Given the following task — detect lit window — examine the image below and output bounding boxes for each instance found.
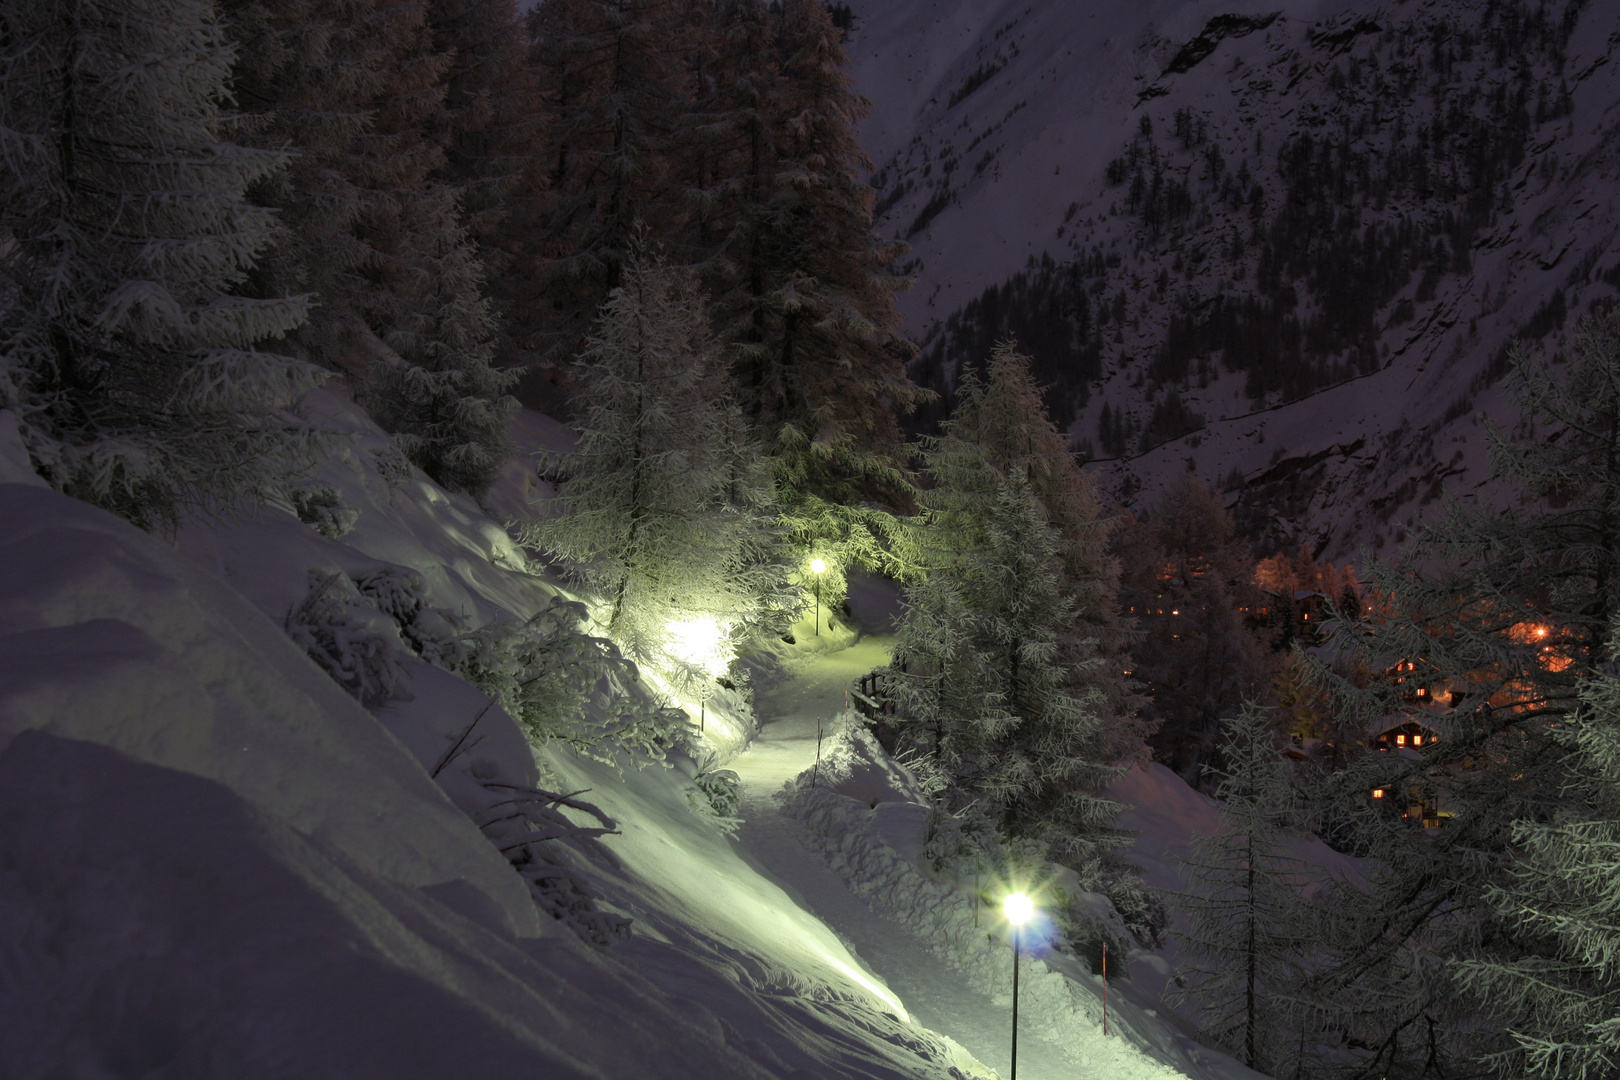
[1412,734,1423,746]
[1372,788,1385,798]
[1396,734,1406,746]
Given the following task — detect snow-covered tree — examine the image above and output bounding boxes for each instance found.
[949,342,1147,769]
[1456,628,1620,1080]
[0,0,324,529]
[724,0,922,457]
[519,249,730,661]
[887,569,1009,786]
[1170,704,1315,1077]
[363,186,518,495]
[712,396,802,644]
[894,346,1129,867]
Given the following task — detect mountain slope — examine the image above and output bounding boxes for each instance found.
[849,0,1620,558]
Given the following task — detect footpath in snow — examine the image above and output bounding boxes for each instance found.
[728,621,1258,1080]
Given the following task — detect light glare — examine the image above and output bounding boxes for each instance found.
[1003,892,1034,927]
[665,616,730,678]
[810,558,827,574]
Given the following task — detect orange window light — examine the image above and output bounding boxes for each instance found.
[1372,788,1385,798]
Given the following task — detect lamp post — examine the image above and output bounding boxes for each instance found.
[810,558,826,636]
[1003,892,1034,1080]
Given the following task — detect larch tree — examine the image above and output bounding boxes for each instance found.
[1296,309,1620,1080]
[518,249,730,663]
[1170,704,1315,1078]
[0,0,324,529]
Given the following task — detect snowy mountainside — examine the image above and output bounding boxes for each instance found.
[849,0,1620,558]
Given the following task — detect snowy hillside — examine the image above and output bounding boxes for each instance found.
[848,0,1620,558]
[0,394,1281,1079]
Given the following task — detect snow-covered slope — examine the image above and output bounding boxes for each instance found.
[849,0,1620,558]
[0,398,981,1079]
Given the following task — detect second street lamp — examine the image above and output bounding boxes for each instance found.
[810,558,826,636]
[1003,892,1034,1080]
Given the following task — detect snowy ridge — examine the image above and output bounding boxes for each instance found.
[849,0,1620,557]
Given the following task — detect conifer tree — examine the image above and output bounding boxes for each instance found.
[950,342,1146,767]
[1170,704,1314,1077]
[888,570,1008,782]
[519,249,730,661]
[1457,628,1620,1080]
[712,397,802,644]
[0,0,323,529]
[1298,309,1620,1079]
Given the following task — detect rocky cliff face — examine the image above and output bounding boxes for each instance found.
[849,0,1620,559]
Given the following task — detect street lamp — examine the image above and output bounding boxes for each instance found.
[810,557,827,636]
[1003,892,1034,1080]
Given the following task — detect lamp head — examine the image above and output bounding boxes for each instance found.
[810,558,827,575]
[1003,892,1034,927]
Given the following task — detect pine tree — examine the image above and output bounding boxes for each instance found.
[712,397,802,643]
[726,0,922,455]
[1297,309,1620,1079]
[0,0,324,529]
[1456,627,1620,1080]
[518,249,730,661]
[364,192,518,495]
[220,0,395,359]
[1118,473,1271,788]
[1170,704,1314,1077]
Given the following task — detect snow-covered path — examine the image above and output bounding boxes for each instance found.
[731,639,1089,1080]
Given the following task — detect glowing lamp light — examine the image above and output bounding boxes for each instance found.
[1002,891,1037,1079]
[1003,892,1034,927]
[810,558,827,575]
[666,616,730,679]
